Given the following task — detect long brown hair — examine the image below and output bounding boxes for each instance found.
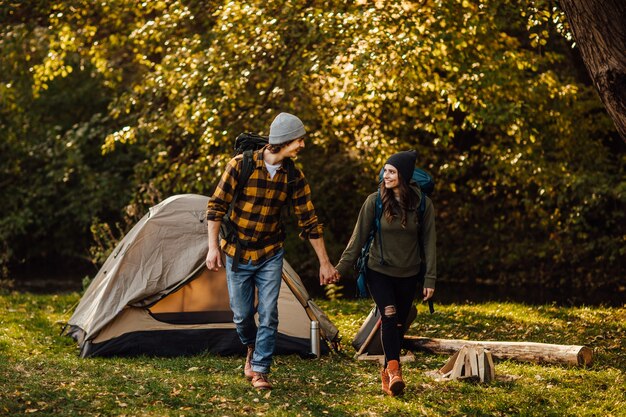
[379,172,419,228]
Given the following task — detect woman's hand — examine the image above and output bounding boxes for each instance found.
[423,287,435,301]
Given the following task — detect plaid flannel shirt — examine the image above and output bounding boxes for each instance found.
[206,148,324,264]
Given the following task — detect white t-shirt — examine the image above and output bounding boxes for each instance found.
[265,161,282,179]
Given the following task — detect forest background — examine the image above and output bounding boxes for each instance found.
[1,0,624,298]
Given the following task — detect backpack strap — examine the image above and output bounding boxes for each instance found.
[222,150,256,272]
[374,190,385,265]
[355,191,384,297]
[416,191,435,313]
[282,158,297,214]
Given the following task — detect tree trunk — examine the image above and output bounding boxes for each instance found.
[559,0,626,141]
[404,336,593,366]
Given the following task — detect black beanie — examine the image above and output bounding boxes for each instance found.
[385,150,417,184]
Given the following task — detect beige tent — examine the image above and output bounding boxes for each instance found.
[66,194,339,357]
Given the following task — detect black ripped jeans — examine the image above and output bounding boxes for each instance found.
[366,267,418,366]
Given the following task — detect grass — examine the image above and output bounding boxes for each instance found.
[0,291,624,417]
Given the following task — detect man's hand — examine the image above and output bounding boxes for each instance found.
[423,287,435,301]
[206,247,223,271]
[308,237,338,286]
[206,220,223,271]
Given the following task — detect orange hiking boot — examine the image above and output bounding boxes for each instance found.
[386,360,405,396]
[251,372,272,390]
[381,367,392,396]
[244,345,255,380]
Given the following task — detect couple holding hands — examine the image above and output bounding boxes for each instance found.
[205,113,436,395]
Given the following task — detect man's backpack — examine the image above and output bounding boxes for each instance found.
[355,167,435,313]
[220,132,296,271]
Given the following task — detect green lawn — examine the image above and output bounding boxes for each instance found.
[1,292,624,416]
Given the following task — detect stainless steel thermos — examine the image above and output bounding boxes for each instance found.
[310,320,320,358]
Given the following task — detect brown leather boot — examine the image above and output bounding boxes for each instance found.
[251,372,272,390]
[386,360,405,396]
[381,367,392,396]
[244,345,254,380]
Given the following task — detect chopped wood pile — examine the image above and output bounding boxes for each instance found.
[436,345,495,383]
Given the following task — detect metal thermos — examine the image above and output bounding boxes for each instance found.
[310,320,320,358]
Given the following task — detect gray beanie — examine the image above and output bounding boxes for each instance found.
[269,112,306,145]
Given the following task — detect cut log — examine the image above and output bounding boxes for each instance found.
[477,347,486,381]
[463,349,472,376]
[468,347,479,376]
[451,346,465,379]
[485,349,495,381]
[404,336,593,366]
[438,348,459,376]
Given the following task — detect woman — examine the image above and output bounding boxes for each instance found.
[335,150,436,396]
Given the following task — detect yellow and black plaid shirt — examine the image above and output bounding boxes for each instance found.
[206,148,324,264]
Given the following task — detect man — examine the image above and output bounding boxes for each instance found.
[205,112,338,390]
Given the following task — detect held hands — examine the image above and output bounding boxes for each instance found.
[319,261,340,286]
[423,287,435,301]
[205,247,223,271]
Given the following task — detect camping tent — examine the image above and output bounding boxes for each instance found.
[66,194,339,358]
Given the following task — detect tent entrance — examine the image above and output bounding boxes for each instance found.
[148,267,233,324]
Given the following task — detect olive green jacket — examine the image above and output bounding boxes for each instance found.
[335,185,437,289]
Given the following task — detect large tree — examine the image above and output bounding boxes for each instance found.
[559,0,626,140]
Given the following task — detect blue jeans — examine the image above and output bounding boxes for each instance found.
[225,249,284,374]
